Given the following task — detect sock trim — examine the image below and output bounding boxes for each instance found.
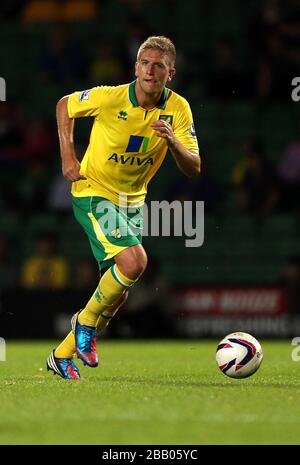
[100,313,113,320]
[111,264,134,287]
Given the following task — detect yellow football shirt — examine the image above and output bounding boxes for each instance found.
[68,81,199,206]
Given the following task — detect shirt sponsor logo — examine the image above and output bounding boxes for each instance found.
[107,153,153,165]
[107,135,153,166]
[125,135,149,153]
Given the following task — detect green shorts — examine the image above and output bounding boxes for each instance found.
[72,196,143,270]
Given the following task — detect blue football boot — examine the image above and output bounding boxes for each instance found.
[46,349,80,380]
[71,311,99,367]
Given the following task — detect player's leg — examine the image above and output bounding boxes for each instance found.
[48,195,145,375]
[78,244,147,327]
[74,244,147,366]
[71,196,146,367]
[96,289,129,332]
[50,277,132,375]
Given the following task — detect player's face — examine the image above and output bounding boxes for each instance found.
[135,49,175,95]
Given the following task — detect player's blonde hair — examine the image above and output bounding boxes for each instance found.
[137,36,176,67]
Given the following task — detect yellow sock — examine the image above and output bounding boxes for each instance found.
[78,264,136,327]
[54,332,76,359]
[96,304,122,333]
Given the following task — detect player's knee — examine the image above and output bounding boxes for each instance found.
[136,249,148,276]
[116,246,147,280]
[135,248,148,278]
[126,255,147,279]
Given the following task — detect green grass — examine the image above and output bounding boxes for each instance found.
[0,340,299,445]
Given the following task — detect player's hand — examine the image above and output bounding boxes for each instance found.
[151,120,177,147]
[62,157,87,182]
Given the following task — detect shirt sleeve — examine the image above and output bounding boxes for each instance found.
[174,99,199,154]
[67,86,103,118]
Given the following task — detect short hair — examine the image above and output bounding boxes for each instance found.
[137,36,176,67]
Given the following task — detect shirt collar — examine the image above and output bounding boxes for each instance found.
[128,80,169,109]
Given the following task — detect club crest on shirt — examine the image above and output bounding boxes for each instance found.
[159,114,173,125]
[118,111,128,120]
[79,89,91,101]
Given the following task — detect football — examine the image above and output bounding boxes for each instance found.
[216,332,263,378]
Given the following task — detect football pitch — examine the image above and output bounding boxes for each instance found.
[0,339,299,445]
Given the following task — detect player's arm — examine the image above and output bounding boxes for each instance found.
[151,119,201,177]
[56,95,86,182]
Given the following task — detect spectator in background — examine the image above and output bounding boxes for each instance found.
[206,38,251,101]
[38,25,88,86]
[22,0,59,22]
[74,259,99,291]
[17,159,51,212]
[47,173,73,212]
[24,118,56,162]
[60,0,98,22]
[232,137,280,215]
[279,0,300,72]
[247,0,283,98]
[277,130,300,214]
[0,105,55,165]
[20,230,69,289]
[15,116,62,212]
[22,0,97,23]
[166,167,223,213]
[0,113,55,213]
[89,39,125,86]
[248,0,283,60]
[0,102,27,164]
[249,0,300,101]
[255,30,294,101]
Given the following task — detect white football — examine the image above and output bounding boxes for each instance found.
[216,332,263,378]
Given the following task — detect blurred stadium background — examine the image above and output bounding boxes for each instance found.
[1,0,300,340]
